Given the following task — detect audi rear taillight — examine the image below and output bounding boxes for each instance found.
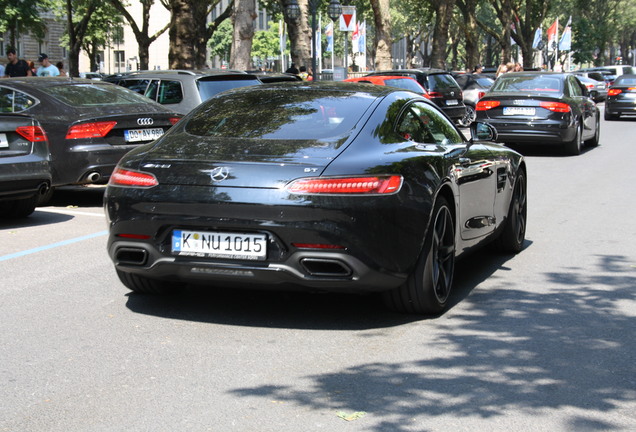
[540,101,571,113]
[476,100,501,110]
[287,175,403,195]
[109,168,158,188]
[169,117,181,125]
[66,121,117,139]
[608,89,622,96]
[16,126,48,142]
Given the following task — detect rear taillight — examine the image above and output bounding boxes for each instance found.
[109,168,158,188]
[586,84,594,89]
[476,100,501,110]
[608,89,622,96]
[16,126,48,142]
[169,117,181,125]
[66,121,117,139]
[428,91,443,98]
[540,101,571,113]
[287,175,403,195]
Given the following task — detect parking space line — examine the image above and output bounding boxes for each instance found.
[0,230,108,262]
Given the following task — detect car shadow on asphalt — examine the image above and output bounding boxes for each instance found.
[45,185,106,208]
[123,242,531,330]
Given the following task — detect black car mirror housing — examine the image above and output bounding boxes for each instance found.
[470,121,498,142]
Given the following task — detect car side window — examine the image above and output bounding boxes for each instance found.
[396,101,463,145]
[144,80,159,101]
[157,80,183,104]
[120,79,150,95]
[0,87,36,113]
[569,77,583,97]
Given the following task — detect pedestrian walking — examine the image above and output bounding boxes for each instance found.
[4,47,32,77]
[36,54,60,77]
[56,61,67,77]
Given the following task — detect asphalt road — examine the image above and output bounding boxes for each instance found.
[1,109,635,432]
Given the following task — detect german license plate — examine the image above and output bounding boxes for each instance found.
[172,230,267,260]
[446,99,459,106]
[124,128,164,142]
[503,107,536,116]
[0,133,8,148]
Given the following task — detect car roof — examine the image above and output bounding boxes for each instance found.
[0,76,114,89]
[107,69,249,79]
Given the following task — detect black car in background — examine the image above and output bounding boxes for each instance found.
[105,82,527,315]
[0,114,50,218]
[604,74,636,120]
[0,78,182,202]
[105,70,300,114]
[476,72,600,155]
[365,69,466,123]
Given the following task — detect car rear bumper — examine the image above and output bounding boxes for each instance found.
[0,159,50,200]
[605,101,636,115]
[109,239,406,293]
[481,119,575,144]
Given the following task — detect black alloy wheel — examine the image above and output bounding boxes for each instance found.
[383,196,456,315]
[494,171,527,253]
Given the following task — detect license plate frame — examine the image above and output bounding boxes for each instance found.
[172,229,267,261]
[503,107,536,116]
[124,128,164,143]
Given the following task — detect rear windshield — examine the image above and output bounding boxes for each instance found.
[40,83,157,106]
[492,75,564,93]
[614,75,636,86]
[197,77,262,102]
[383,78,424,93]
[427,74,460,91]
[185,88,376,140]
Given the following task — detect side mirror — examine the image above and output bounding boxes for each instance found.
[470,121,498,142]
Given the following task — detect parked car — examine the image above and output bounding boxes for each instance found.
[105,70,300,114]
[0,78,182,203]
[343,75,430,97]
[0,114,51,218]
[604,74,636,120]
[476,72,600,155]
[105,81,527,315]
[451,73,495,126]
[576,75,607,102]
[577,68,618,86]
[364,69,466,123]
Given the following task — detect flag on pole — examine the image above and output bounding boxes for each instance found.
[547,19,558,52]
[325,22,334,52]
[532,27,542,49]
[351,21,360,53]
[559,16,572,51]
[358,21,366,54]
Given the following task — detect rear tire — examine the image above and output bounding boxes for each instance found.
[116,269,175,294]
[564,122,582,155]
[493,171,527,253]
[585,115,600,147]
[383,197,455,315]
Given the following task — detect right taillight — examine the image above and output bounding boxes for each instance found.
[476,100,501,111]
[16,126,48,142]
[286,175,403,195]
[109,168,158,188]
[608,89,622,96]
[540,101,571,112]
[66,121,117,139]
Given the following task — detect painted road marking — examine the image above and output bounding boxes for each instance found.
[0,230,108,262]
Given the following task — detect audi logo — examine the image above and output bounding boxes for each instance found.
[137,118,154,126]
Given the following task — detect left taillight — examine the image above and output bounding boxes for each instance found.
[66,121,117,139]
[16,126,48,142]
[109,168,158,188]
[539,101,571,113]
[286,175,403,195]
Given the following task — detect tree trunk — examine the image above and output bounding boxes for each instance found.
[430,0,456,69]
[230,0,256,70]
[167,0,196,69]
[370,0,392,70]
[457,0,480,71]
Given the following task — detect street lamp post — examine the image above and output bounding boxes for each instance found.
[286,0,342,80]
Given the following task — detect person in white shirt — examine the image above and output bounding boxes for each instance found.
[36,53,60,77]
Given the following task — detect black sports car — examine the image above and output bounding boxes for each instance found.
[476,72,600,155]
[0,114,50,218]
[105,82,527,315]
[604,74,636,120]
[0,78,182,202]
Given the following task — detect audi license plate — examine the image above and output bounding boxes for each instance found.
[503,107,536,116]
[172,229,267,261]
[124,128,164,142]
[0,133,8,148]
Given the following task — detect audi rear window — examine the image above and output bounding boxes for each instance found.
[41,84,158,106]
